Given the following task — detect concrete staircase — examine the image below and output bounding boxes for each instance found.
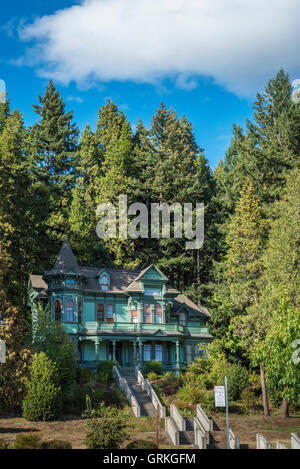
[119,367,156,417]
[178,417,195,445]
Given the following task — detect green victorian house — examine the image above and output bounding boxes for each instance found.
[28,239,212,373]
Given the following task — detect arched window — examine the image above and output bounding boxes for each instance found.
[54,300,62,321]
[97,303,104,322]
[107,304,114,323]
[131,309,139,323]
[143,304,151,323]
[179,312,187,326]
[66,299,75,323]
[100,275,109,291]
[155,304,162,324]
[78,301,82,323]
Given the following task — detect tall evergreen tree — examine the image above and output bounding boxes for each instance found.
[28,81,79,268]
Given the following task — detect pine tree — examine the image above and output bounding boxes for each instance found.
[28,81,79,268]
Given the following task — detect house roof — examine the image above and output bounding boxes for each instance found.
[171,294,211,318]
[30,239,209,318]
[44,238,85,277]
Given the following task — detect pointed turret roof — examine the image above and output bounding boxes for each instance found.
[44,238,85,277]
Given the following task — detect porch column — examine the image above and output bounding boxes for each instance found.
[133,341,137,362]
[95,338,101,361]
[176,340,180,369]
[138,338,143,363]
[112,340,116,361]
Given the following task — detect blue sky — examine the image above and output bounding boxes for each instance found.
[1,0,300,168]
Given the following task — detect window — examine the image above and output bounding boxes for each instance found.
[144,344,151,361]
[78,301,82,323]
[66,279,75,285]
[100,274,109,291]
[144,288,161,296]
[186,344,193,364]
[179,312,187,326]
[107,304,114,323]
[195,345,206,359]
[131,309,139,323]
[97,303,104,322]
[155,344,163,362]
[54,300,62,321]
[143,304,151,323]
[155,303,162,324]
[66,299,75,322]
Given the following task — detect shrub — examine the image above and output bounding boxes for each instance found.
[143,360,163,377]
[39,439,72,449]
[97,360,118,384]
[147,372,159,381]
[23,352,62,421]
[76,367,94,385]
[126,440,158,449]
[14,433,41,449]
[227,364,249,401]
[177,383,203,405]
[241,388,256,411]
[83,396,130,449]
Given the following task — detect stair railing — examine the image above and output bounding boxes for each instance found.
[134,366,166,418]
[113,366,141,417]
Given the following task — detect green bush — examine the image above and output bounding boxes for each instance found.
[241,388,256,411]
[76,367,94,385]
[39,439,72,449]
[14,433,41,449]
[23,352,62,421]
[177,383,203,405]
[147,372,160,381]
[83,396,130,449]
[126,440,158,449]
[227,364,249,401]
[97,360,118,384]
[143,360,163,377]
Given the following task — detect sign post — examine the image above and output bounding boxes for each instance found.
[0,339,6,364]
[214,377,230,449]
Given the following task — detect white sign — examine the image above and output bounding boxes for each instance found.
[0,340,6,364]
[214,386,225,407]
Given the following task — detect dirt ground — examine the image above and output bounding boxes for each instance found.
[0,415,174,449]
[211,413,300,449]
[0,413,299,449]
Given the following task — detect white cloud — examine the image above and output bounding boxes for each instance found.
[18,0,300,97]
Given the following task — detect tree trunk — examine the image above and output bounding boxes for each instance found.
[281,398,289,418]
[260,365,270,417]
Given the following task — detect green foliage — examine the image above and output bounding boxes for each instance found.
[23,352,62,421]
[14,433,41,449]
[241,389,256,412]
[83,396,130,449]
[126,440,158,449]
[143,360,163,377]
[147,372,160,381]
[227,364,249,400]
[96,360,118,384]
[33,304,77,397]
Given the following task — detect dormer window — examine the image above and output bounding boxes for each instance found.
[179,312,187,326]
[66,279,75,286]
[144,287,161,296]
[100,274,109,291]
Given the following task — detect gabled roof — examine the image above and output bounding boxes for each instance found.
[171,294,210,318]
[44,238,86,277]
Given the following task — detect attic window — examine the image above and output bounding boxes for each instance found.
[179,312,187,326]
[144,288,161,296]
[100,274,109,291]
[66,279,75,285]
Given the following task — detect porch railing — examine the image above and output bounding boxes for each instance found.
[76,321,209,335]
